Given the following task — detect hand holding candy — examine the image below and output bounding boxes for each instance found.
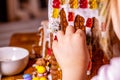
[52,26,90,80]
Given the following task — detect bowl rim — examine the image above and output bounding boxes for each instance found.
[0,46,29,62]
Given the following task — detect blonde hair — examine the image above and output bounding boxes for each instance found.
[100,0,120,59]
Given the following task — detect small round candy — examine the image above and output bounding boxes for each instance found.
[23,74,32,80]
[40,77,47,80]
[32,77,39,80]
[36,66,46,74]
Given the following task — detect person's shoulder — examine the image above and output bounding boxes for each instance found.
[110,57,120,64]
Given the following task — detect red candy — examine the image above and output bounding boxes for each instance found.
[53,0,60,8]
[86,18,93,28]
[47,48,52,56]
[68,12,74,21]
[79,0,88,8]
[54,35,58,40]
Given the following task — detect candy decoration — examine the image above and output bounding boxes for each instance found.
[53,0,60,8]
[60,0,65,5]
[52,8,59,18]
[47,48,52,56]
[74,15,85,31]
[23,74,32,80]
[60,8,68,32]
[40,77,47,80]
[35,66,46,74]
[89,0,98,9]
[79,0,88,8]
[32,77,39,80]
[68,12,74,21]
[49,54,60,80]
[86,18,93,28]
[69,0,79,9]
[54,35,58,41]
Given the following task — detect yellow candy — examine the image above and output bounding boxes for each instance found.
[89,0,98,9]
[73,4,78,9]
[70,0,78,9]
[52,8,59,18]
[32,77,39,80]
[46,61,50,66]
[61,0,65,5]
[40,77,47,80]
[35,66,46,74]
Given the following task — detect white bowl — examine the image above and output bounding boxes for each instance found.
[0,47,29,76]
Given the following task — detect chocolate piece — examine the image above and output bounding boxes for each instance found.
[32,45,42,58]
[74,15,85,31]
[36,58,46,66]
[60,8,68,32]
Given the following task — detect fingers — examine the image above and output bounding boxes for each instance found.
[65,26,75,36]
[57,30,64,41]
[75,29,85,37]
[74,29,86,43]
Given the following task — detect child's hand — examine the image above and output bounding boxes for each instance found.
[52,26,89,80]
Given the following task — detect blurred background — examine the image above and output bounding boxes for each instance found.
[0,0,48,46]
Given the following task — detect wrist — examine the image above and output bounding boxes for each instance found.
[62,66,87,80]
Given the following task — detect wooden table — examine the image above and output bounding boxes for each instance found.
[2,32,39,80]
